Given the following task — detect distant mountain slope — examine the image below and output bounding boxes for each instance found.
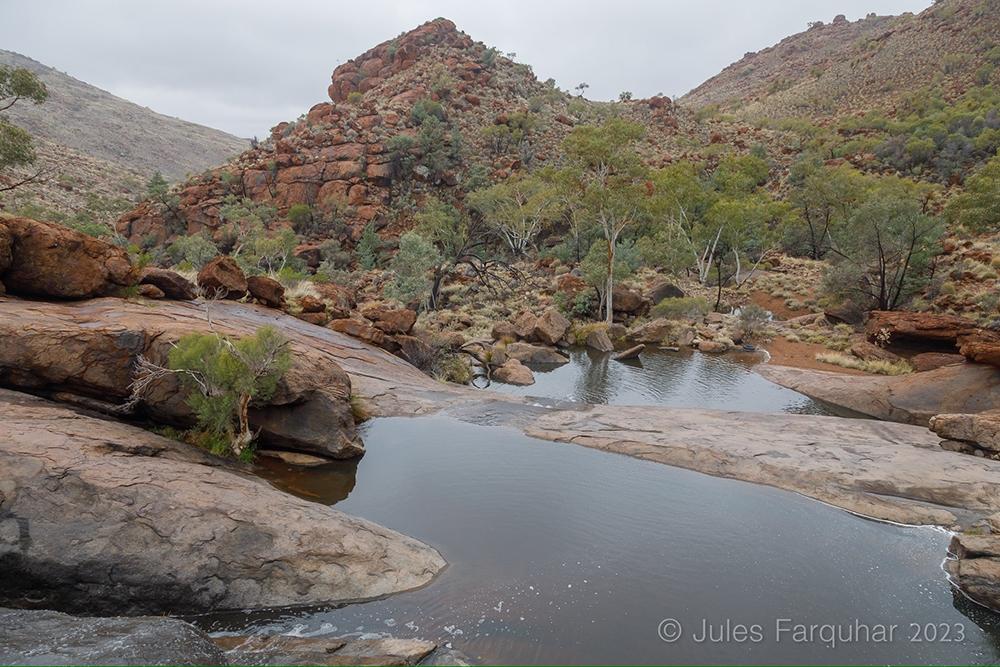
[681,0,1000,119]
[0,50,247,180]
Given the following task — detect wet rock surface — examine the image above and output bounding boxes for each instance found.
[0,608,226,666]
[0,389,445,614]
[214,634,439,666]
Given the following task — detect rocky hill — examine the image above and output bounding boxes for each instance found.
[117,18,781,249]
[0,50,247,180]
[681,0,1000,119]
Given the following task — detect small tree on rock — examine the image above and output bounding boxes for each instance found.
[127,326,293,459]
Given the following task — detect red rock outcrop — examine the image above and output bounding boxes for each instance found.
[866,310,1000,369]
[0,216,137,298]
[327,19,473,102]
[865,310,980,343]
[197,256,247,299]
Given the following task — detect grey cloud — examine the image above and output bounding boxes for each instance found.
[0,0,931,137]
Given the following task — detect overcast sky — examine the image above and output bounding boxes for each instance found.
[0,0,931,138]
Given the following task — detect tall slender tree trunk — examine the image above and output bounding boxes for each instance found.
[605,237,615,324]
[233,392,253,456]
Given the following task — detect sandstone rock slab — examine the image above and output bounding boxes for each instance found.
[0,389,445,614]
[215,634,437,666]
[757,363,1000,426]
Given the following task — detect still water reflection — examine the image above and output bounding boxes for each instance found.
[227,417,1000,665]
[485,347,842,415]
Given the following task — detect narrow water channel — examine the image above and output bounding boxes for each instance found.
[199,407,1000,664]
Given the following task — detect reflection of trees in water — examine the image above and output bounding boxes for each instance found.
[690,353,745,404]
[952,587,1000,658]
[573,350,613,404]
[254,456,359,506]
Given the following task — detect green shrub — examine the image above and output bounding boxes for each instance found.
[554,289,597,319]
[166,233,218,269]
[167,326,292,459]
[651,296,711,320]
[287,203,314,235]
[355,222,381,270]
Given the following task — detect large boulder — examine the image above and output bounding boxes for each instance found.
[247,275,286,308]
[532,308,570,346]
[512,311,538,340]
[930,411,1000,452]
[491,321,519,341]
[627,318,683,345]
[947,534,1000,612]
[493,358,535,385]
[0,297,362,459]
[850,339,901,363]
[0,389,445,614]
[298,294,326,313]
[140,268,197,301]
[648,280,685,304]
[585,327,614,352]
[504,342,569,365]
[0,216,137,298]
[911,352,966,372]
[197,256,248,299]
[959,331,1000,367]
[313,282,355,319]
[611,286,648,315]
[0,608,226,666]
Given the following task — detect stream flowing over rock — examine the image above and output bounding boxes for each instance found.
[0,608,226,666]
[0,389,446,614]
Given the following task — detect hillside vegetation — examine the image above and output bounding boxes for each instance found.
[682,0,1000,121]
[0,50,247,180]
